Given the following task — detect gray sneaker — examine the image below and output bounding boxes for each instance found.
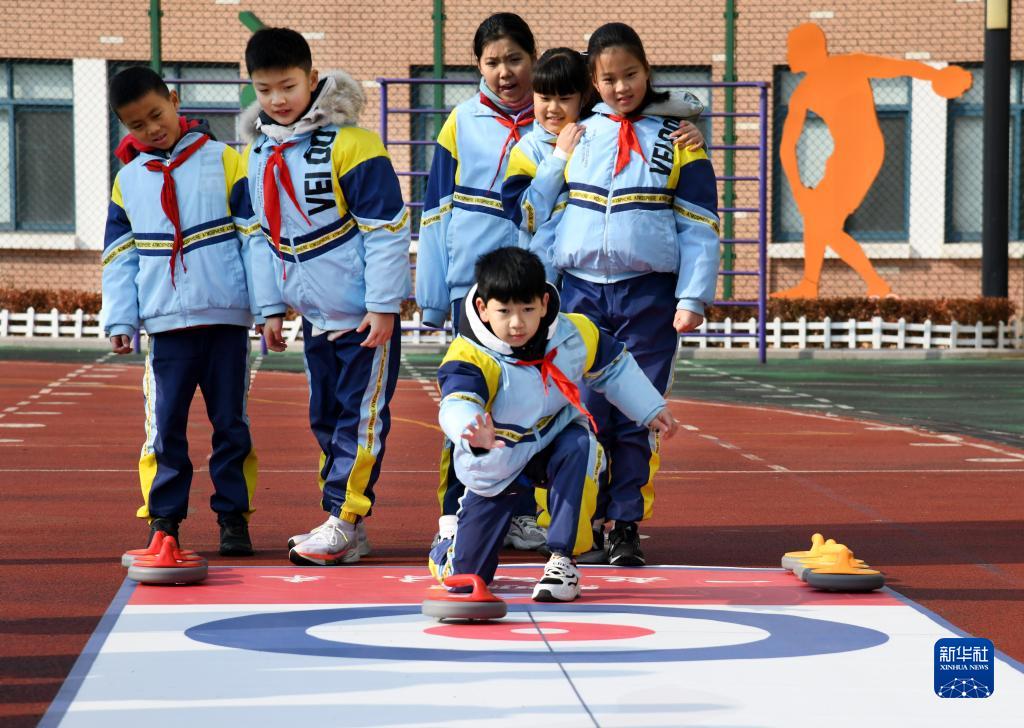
[504,515,547,550]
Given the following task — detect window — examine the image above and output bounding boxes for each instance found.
[947,64,1022,241]
[109,62,243,173]
[0,61,74,231]
[773,69,911,242]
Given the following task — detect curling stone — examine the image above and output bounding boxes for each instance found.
[122,531,201,567]
[794,543,867,581]
[422,574,507,621]
[805,548,885,592]
[127,536,208,585]
[781,533,827,570]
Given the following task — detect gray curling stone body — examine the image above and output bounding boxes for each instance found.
[127,561,208,585]
[805,571,885,592]
[422,598,507,621]
[795,559,866,581]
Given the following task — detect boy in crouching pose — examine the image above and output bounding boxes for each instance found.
[429,247,677,601]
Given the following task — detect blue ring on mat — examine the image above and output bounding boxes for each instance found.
[185,604,888,662]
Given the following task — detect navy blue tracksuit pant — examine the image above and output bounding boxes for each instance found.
[436,297,535,520]
[560,272,678,524]
[430,424,599,585]
[138,325,256,522]
[302,315,401,520]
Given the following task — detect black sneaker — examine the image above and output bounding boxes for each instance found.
[149,517,180,543]
[608,521,645,567]
[576,525,609,565]
[218,513,254,556]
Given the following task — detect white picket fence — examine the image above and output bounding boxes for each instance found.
[1,307,1021,350]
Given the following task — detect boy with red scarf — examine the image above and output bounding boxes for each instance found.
[240,28,411,565]
[101,66,261,558]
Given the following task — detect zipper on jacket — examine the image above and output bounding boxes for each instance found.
[603,132,615,279]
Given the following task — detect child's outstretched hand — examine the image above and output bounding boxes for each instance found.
[263,315,287,352]
[358,312,395,348]
[649,408,679,440]
[556,122,585,154]
[669,120,704,151]
[462,413,506,451]
[674,309,704,333]
[110,335,133,354]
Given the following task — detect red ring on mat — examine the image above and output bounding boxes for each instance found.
[424,621,655,642]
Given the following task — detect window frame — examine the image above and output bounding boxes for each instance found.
[0,60,75,233]
[772,67,912,243]
[945,63,1023,242]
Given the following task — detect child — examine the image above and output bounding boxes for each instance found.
[501,47,705,539]
[503,47,705,284]
[551,24,721,566]
[416,13,547,550]
[419,17,702,549]
[101,66,259,556]
[429,247,677,601]
[240,28,411,565]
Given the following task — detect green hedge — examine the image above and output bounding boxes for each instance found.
[707,297,1016,326]
[0,289,1016,326]
[0,288,103,313]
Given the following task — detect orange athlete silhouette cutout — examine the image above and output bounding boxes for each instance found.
[774,23,972,299]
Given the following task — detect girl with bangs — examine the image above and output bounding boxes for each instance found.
[514,25,720,567]
[501,41,707,565]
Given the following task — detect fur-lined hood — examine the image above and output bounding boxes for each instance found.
[240,70,365,144]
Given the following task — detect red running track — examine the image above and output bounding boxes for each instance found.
[1,354,1022,725]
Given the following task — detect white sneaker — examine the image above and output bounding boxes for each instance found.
[431,514,458,548]
[504,515,547,551]
[289,517,371,557]
[288,516,361,566]
[532,554,581,602]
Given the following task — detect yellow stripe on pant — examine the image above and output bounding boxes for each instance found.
[137,344,159,519]
[437,439,453,509]
[240,341,257,518]
[641,431,660,522]
[339,339,391,523]
[533,436,601,555]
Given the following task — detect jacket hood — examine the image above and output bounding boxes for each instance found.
[642,89,704,119]
[240,70,366,143]
[458,281,562,358]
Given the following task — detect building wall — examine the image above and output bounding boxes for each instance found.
[0,0,1021,309]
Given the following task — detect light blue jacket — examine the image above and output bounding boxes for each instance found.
[500,124,566,284]
[242,73,411,331]
[416,87,532,327]
[501,92,705,288]
[437,285,666,497]
[101,131,256,337]
[555,102,721,316]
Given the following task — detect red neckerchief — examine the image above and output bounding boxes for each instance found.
[608,114,647,176]
[263,142,313,279]
[478,93,535,189]
[142,134,210,287]
[114,117,202,164]
[513,348,598,433]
